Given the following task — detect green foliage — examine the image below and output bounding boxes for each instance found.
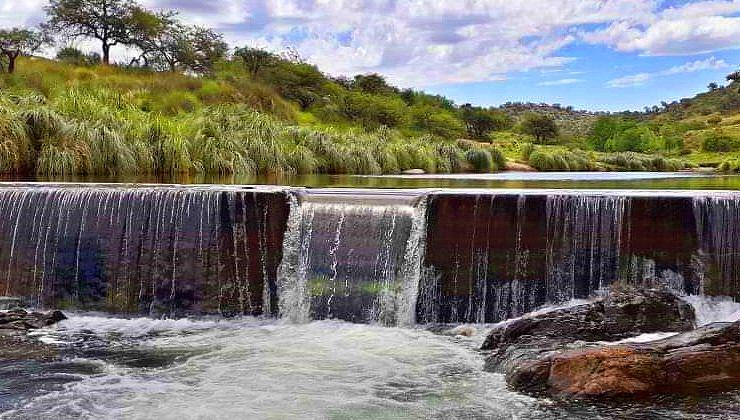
[459,105,509,139]
[410,105,465,139]
[600,152,690,172]
[266,61,326,110]
[521,142,535,161]
[465,148,493,172]
[0,28,50,73]
[525,147,595,171]
[521,113,558,143]
[702,131,740,152]
[340,92,408,128]
[44,0,143,64]
[233,46,279,77]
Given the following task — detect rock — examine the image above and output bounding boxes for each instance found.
[0,309,67,331]
[507,321,740,398]
[0,297,25,310]
[441,326,475,337]
[482,289,695,351]
[401,169,425,175]
[505,161,536,172]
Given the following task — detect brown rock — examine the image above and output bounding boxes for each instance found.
[505,321,740,398]
[505,161,536,172]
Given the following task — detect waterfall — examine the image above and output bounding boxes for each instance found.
[694,196,740,298]
[277,191,427,325]
[546,194,626,302]
[4,185,740,325]
[0,184,288,316]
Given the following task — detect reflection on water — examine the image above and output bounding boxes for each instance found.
[4,172,740,190]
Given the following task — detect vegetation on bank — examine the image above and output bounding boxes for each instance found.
[0,0,738,177]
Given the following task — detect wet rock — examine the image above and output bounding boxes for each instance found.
[507,321,740,398]
[482,289,695,351]
[0,310,67,331]
[0,297,25,310]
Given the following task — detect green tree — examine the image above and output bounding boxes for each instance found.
[43,0,146,64]
[179,26,228,74]
[0,28,49,73]
[410,105,465,139]
[267,61,326,110]
[587,117,620,151]
[521,113,558,143]
[56,46,101,66]
[341,92,408,128]
[234,46,279,77]
[459,105,508,139]
[353,73,395,95]
[708,82,719,91]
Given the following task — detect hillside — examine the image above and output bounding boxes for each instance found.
[2,53,739,177]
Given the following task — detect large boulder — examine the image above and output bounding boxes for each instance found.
[507,321,740,398]
[482,288,695,351]
[0,309,67,331]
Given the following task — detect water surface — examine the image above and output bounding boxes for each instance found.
[5,172,740,190]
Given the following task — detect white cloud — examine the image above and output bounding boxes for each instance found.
[606,56,731,87]
[606,73,652,88]
[583,1,740,56]
[3,0,740,89]
[660,56,730,75]
[538,78,583,86]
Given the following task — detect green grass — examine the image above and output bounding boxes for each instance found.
[1,57,513,177]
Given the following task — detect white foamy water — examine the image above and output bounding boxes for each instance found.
[683,295,740,326]
[4,315,543,420]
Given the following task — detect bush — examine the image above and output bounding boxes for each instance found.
[156,92,201,116]
[702,132,740,152]
[466,148,493,172]
[490,146,506,170]
[521,143,535,161]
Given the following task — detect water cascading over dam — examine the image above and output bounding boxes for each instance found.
[2,184,740,324]
[0,184,289,317]
[277,189,427,325]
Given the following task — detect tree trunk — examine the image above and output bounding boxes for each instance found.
[7,55,16,73]
[102,43,110,65]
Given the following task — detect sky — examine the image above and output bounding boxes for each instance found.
[1,0,740,112]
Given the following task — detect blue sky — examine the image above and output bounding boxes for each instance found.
[2,0,740,111]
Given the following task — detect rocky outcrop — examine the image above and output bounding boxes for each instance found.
[478,289,733,398]
[506,321,740,398]
[482,289,695,351]
[0,309,67,362]
[0,308,67,331]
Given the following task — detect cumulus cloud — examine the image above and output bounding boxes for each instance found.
[538,78,583,86]
[3,0,740,89]
[606,56,731,88]
[582,0,740,56]
[660,56,730,75]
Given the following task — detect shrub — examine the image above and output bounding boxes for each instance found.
[521,142,535,161]
[156,92,201,116]
[490,146,506,170]
[702,132,740,152]
[466,148,493,172]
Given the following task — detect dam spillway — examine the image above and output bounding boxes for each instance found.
[0,184,290,317]
[1,184,740,324]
